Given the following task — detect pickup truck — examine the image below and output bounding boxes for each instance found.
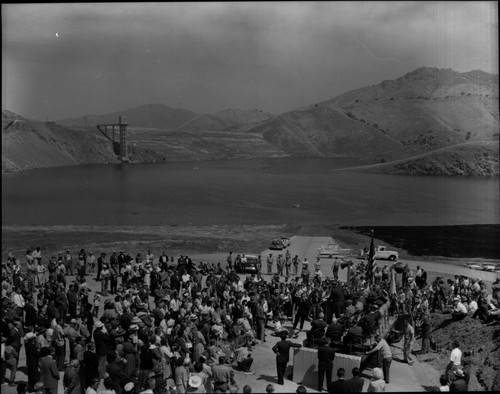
[374,246,399,261]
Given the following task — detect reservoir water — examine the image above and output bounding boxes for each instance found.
[2,158,498,227]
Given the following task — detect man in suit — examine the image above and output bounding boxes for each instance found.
[330,367,350,393]
[347,367,364,392]
[93,321,109,379]
[317,337,335,392]
[63,359,81,394]
[272,331,302,385]
[82,342,99,390]
[40,347,60,394]
[306,312,327,347]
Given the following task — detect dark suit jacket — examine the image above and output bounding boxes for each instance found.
[272,340,301,363]
[93,329,110,357]
[330,378,350,393]
[347,376,364,392]
[40,355,60,389]
[83,350,99,385]
[317,345,336,370]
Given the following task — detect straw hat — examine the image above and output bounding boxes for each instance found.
[188,375,203,388]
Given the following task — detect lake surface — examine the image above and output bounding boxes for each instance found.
[2,158,499,227]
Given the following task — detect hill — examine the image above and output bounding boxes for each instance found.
[3,67,499,175]
[2,111,119,172]
[2,110,287,172]
[249,67,499,172]
[58,103,198,131]
[176,108,275,132]
[353,140,499,176]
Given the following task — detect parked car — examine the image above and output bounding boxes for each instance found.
[318,244,351,258]
[234,254,260,273]
[482,262,497,272]
[465,262,482,270]
[270,238,285,250]
[281,237,291,248]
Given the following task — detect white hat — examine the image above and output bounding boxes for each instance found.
[188,375,203,388]
[124,382,135,392]
[95,321,104,328]
[24,332,36,341]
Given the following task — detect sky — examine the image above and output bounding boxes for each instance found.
[2,1,498,121]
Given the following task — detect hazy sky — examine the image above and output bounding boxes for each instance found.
[2,2,498,121]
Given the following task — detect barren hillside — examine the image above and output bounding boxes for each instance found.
[177,108,275,132]
[3,67,499,175]
[2,112,119,172]
[246,67,498,174]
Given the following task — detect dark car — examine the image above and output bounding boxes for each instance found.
[270,239,285,250]
[234,254,260,273]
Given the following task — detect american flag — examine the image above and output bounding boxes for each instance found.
[365,230,377,285]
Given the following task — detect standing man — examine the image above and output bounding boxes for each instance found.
[317,337,335,392]
[255,299,266,342]
[330,368,350,393]
[365,334,392,384]
[267,254,274,276]
[332,258,340,280]
[403,318,415,366]
[292,293,311,334]
[65,250,74,277]
[96,253,106,281]
[63,360,81,394]
[226,252,233,271]
[24,332,41,392]
[272,331,302,385]
[292,255,300,276]
[419,307,432,355]
[93,322,109,379]
[40,347,60,394]
[347,367,364,392]
[78,249,87,278]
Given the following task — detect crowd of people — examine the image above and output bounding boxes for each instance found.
[1,246,499,394]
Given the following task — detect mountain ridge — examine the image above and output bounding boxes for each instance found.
[3,66,498,175]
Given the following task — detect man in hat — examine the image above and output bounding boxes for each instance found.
[82,342,99,390]
[25,331,41,391]
[93,321,110,379]
[106,351,128,393]
[449,369,467,391]
[306,311,327,347]
[65,319,81,357]
[63,359,81,394]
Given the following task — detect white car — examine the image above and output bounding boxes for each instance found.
[318,244,351,258]
[465,262,482,270]
[482,263,497,272]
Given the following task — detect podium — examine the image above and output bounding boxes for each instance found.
[293,347,361,390]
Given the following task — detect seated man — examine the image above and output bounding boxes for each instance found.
[343,324,363,347]
[360,306,381,335]
[235,346,254,374]
[306,312,327,347]
[325,317,344,341]
[272,318,289,337]
[451,298,467,321]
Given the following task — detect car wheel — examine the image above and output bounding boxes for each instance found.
[389,255,396,261]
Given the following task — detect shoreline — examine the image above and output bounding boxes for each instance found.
[3,223,499,265]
